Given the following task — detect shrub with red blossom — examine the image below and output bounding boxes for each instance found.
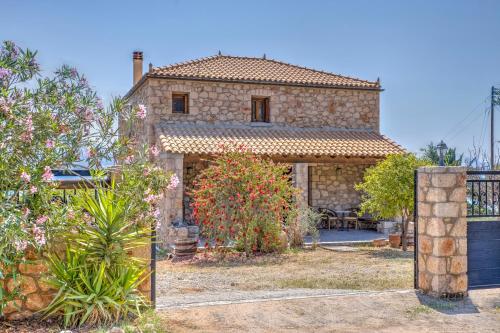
[191,145,297,256]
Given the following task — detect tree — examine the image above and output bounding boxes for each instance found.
[420,142,463,166]
[355,154,429,251]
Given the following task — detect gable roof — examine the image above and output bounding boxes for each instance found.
[157,124,404,158]
[146,54,380,90]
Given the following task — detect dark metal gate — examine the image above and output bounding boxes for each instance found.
[466,171,500,289]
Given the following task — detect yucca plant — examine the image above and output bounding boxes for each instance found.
[44,249,149,328]
[68,181,150,267]
[43,180,151,328]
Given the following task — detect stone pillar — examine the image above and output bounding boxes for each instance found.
[293,163,309,208]
[416,166,468,297]
[158,152,184,247]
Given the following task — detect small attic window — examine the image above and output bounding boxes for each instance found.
[172,93,189,114]
[251,97,270,122]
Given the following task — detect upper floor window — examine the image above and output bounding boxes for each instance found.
[251,97,270,122]
[172,93,189,114]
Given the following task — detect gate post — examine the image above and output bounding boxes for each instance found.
[416,166,468,297]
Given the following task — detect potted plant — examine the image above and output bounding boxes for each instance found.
[388,222,402,248]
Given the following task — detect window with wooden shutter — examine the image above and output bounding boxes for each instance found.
[251,97,270,122]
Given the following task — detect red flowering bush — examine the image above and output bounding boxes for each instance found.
[191,145,297,256]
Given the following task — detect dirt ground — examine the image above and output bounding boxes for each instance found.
[156,246,414,308]
[160,288,500,333]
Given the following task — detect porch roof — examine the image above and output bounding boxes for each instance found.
[157,123,405,158]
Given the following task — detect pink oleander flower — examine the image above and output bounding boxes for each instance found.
[153,208,161,219]
[36,215,49,225]
[136,104,147,119]
[22,207,30,218]
[84,108,93,122]
[14,240,28,252]
[167,174,180,190]
[144,194,157,203]
[42,166,54,182]
[150,145,160,157]
[32,226,46,246]
[20,171,31,183]
[0,67,12,79]
[20,115,34,142]
[67,209,75,220]
[96,98,104,110]
[124,155,134,164]
[143,167,151,176]
[30,185,38,194]
[45,139,55,149]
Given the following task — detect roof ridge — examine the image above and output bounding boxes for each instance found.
[153,54,378,86]
[155,54,220,71]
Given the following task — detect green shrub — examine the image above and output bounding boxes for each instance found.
[191,145,297,256]
[43,181,151,328]
[286,206,322,248]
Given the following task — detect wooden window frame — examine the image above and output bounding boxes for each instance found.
[172,93,189,114]
[251,96,270,123]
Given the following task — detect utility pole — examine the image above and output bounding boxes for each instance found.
[492,86,500,169]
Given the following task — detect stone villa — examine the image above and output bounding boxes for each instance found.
[124,51,404,246]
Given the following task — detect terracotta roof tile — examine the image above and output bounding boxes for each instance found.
[149,55,380,89]
[157,124,404,158]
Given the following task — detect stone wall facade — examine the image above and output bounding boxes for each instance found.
[1,258,54,320]
[310,163,370,211]
[416,166,468,297]
[1,246,151,321]
[128,78,380,148]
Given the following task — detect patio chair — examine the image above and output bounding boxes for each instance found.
[356,210,377,230]
[343,210,359,230]
[317,208,340,230]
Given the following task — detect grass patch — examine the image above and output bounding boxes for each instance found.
[405,305,433,319]
[276,273,411,290]
[159,247,414,294]
[93,310,168,333]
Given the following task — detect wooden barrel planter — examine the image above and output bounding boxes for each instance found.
[173,238,198,260]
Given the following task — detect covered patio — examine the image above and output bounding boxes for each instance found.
[155,123,404,247]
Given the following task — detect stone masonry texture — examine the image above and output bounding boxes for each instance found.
[128,78,380,150]
[416,166,468,297]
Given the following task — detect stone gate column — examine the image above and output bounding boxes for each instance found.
[416,166,468,297]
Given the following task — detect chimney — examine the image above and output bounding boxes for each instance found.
[133,51,143,85]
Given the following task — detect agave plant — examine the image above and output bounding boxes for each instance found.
[43,180,151,328]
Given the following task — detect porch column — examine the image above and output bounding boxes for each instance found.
[293,163,309,208]
[158,152,184,248]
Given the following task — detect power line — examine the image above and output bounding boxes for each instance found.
[442,95,490,142]
[478,107,490,151]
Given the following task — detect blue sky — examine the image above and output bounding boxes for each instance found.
[2,0,500,156]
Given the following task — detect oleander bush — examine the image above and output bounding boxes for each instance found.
[0,40,176,325]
